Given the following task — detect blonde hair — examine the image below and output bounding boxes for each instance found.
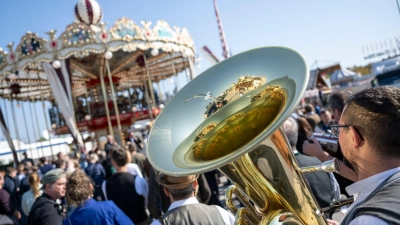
[28,173,40,199]
[67,169,93,204]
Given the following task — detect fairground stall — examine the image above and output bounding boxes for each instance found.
[0,0,197,164]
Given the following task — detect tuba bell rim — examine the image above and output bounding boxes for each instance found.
[147,46,309,176]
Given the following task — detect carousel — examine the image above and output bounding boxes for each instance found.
[0,0,197,164]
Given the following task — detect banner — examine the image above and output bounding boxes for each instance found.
[0,107,19,164]
[42,60,84,148]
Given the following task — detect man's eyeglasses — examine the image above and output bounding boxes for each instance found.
[329,124,364,141]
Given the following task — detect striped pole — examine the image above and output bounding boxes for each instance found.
[213,0,230,59]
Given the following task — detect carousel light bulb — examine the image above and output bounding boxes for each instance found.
[52,60,61,69]
[8,73,17,80]
[104,51,113,60]
[169,78,174,84]
[197,57,202,62]
[159,103,165,109]
[132,106,138,112]
[51,123,57,129]
[196,64,201,69]
[85,115,91,121]
[151,48,159,56]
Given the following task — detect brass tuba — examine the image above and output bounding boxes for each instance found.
[147,47,339,224]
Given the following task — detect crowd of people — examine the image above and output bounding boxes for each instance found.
[0,86,399,225]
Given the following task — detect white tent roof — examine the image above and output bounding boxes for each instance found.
[330,68,360,84]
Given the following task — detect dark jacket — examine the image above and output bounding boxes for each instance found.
[39,164,53,175]
[20,173,32,196]
[3,175,20,207]
[0,189,16,215]
[85,163,106,186]
[295,153,333,208]
[27,193,65,225]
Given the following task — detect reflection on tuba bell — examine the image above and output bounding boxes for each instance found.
[147,47,340,224]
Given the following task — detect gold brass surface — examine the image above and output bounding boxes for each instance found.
[147,47,327,224]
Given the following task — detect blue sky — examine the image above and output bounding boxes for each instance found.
[0,0,399,143]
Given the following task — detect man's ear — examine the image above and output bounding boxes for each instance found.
[163,186,170,196]
[349,126,363,148]
[335,109,342,119]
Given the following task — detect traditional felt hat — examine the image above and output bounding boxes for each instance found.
[40,168,66,190]
[156,173,199,189]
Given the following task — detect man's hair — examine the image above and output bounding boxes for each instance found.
[111,147,129,167]
[344,87,400,157]
[54,160,65,169]
[40,157,47,164]
[320,109,330,115]
[167,185,194,199]
[282,117,298,147]
[6,167,16,174]
[128,142,137,153]
[304,104,314,113]
[328,91,352,113]
[67,169,94,203]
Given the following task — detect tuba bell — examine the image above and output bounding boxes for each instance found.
[147,47,340,224]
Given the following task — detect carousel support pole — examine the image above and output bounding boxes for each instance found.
[127,87,133,108]
[105,59,124,147]
[84,83,91,117]
[170,54,180,90]
[141,79,154,121]
[20,101,34,159]
[143,53,156,110]
[188,55,196,80]
[40,94,54,160]
[185,68,190,83]
[27,71,44,158]
[156,82,163,103]
[9,95,22,162]
[29,99,44,158]
[99,62,113,137]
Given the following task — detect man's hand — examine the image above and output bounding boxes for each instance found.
[14,210,21,220]
[327,219,340,225]
[302,137,330,161]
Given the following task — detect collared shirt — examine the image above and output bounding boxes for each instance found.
[150,196,235,225]
[341,167,400,225]
[127,163,143,177]
[101,172,148,205]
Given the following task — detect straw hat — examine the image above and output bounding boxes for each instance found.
[156,173,199,189]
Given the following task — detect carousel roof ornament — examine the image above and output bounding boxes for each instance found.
[74,0,103,26]
[0,0,197,101]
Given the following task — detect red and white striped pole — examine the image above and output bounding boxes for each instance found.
[213,0,230,59]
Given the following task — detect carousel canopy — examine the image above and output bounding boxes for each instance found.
[0,14,196,101]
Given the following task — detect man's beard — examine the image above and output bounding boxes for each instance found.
[342,151,359,176]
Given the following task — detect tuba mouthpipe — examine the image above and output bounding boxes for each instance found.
[300,158,341,173]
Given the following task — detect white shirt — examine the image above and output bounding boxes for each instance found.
[341,167,400,225]
[101,172,148,206]
[150,196,235,225]
[127,163,143,178]
[21,188,43,216]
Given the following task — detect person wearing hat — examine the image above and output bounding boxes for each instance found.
[151,173,235,225]
[27,168,67,225]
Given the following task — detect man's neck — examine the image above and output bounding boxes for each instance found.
[170,194,195,204]
[115,166,128,173]
[43,191,58,201]
[356,154,400,181]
